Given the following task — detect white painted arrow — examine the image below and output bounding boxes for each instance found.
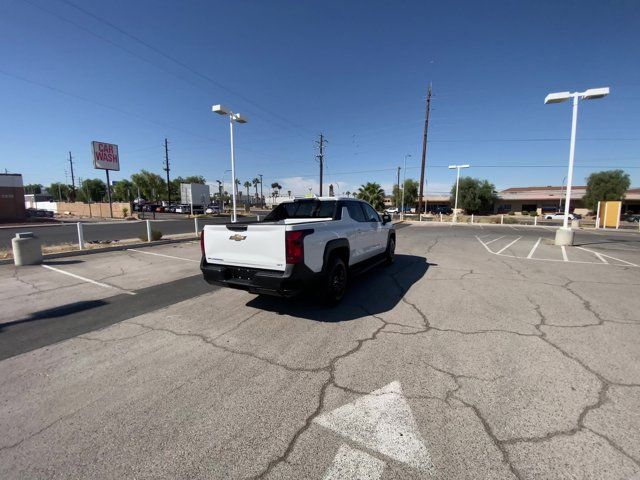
[314,381,434,476]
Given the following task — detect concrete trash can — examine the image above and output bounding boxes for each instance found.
[12,232,43,266]
[571,219,580,229]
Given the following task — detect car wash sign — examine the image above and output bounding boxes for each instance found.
[92,141,120,171]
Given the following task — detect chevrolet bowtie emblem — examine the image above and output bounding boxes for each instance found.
[229,234,247,241]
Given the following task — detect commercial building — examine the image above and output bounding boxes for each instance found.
[0,173,26,222]
[384,185,640,215]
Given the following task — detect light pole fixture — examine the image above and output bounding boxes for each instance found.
[401,154,411,220]
[544,87,609,245]
[213,104,248,222]
[448,164,470,222]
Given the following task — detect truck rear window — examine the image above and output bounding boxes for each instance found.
[264,200,336,221]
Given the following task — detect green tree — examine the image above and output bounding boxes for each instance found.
[584,170,631,211]
[112,179,133,202]
[77,178,107,203]
[24,184,43,194]
[450,177,496,214]
[392,179,419,209]
[357,182,386,211]
[131,170,166,201]
[243,181,252,202]
[49,182,71,201]
[183,175,206,184]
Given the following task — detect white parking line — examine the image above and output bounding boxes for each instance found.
[496,236,522,254]
[508,225,520,230]
[42,265,136,295]
[485,236,505,245]
[561,246,569,262]
[527,237,542,259]
[576,246,638,267]
[128,248,200,263]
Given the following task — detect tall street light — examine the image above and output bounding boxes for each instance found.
[213,104,248,223]
[544,87,609,245]
[448,164,470,222]
[401,154,411,220]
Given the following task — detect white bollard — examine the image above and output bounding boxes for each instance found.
[471,214,474,224]
[501,214,504,225]
[534,216,537,226]
[194,217,199,236]
[440,213,443,223]
[77,222,84,250]
[146,220,152,243]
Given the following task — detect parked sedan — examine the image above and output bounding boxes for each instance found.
[205,204,220,215]
[625,214,640,223]
[545,212,575,220]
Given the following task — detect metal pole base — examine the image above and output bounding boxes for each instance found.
[554,227,575,246]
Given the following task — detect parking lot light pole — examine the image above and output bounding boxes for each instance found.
[213,105,248,223]
[448,164,470,222]
[544,87,609,245]
[400,154,411,220]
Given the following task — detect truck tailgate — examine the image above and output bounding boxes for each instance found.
[202,224,286,271]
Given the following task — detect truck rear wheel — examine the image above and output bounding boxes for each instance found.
[321,257,347,306]
[385,236,395,265]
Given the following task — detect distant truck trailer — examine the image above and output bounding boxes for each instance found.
[180,183,210,207]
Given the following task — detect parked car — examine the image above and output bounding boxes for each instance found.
[205,204,221,215]
[174,204,191,214]
[384,207,399,214]
[545,212,575,220]
[200,197,395,305]
[625,213,640,223]
[431,206,453,215]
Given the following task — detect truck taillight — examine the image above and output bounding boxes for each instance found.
[286,229,312,264]
[200,229,205,256]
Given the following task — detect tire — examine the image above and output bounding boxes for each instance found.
[385,236,396,265]
[321,256,348,306]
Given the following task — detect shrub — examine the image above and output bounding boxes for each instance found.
[508,211,515,216]
[139,229,163,242]
[522,211,530,216]
[122,207,129,217]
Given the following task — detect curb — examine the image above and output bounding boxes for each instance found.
[0,235,198,265]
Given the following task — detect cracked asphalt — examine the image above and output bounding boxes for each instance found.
[0,224,639,479]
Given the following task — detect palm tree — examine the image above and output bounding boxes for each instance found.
[243,181,251,204]
[252,177,260,200]
[357,182,385,211]
[344,190,351,198]
[271,182,282,198]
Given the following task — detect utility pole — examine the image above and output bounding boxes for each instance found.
[258,173,264,205]
[316,133,325,196]
[163,138,171,205]
[418,84,432,216]
[68,151,76,201]
[396,166,401,208]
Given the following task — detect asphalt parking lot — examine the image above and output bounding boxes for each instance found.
[1,223,639,479]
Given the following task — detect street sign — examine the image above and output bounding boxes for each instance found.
[92,141,120,171]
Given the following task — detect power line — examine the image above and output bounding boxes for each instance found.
[54,0,315,137]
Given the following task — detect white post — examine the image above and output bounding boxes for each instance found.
[471,214,474,224]
[440,212,443,223]
[194,217,199,236]
[401,155,407,221]
[453,167,461,223]
[146,220,152,243]
[501,214,504,224]
[595,201,601,229]
[562,95,579,230]
[603,204,608,230]
[77,222,84,250]
[534,216,537,226]
[229,116,237,223]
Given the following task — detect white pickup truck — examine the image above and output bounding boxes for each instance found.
[200,197,395,305]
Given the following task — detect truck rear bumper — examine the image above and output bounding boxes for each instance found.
[200,258,318,297]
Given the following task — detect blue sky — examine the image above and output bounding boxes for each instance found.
[1,0,639,196]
